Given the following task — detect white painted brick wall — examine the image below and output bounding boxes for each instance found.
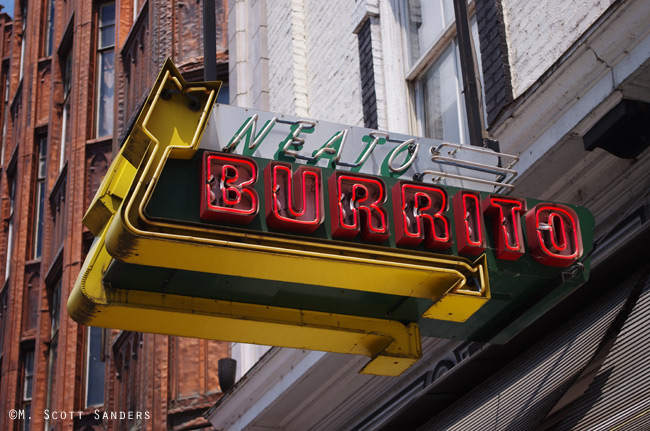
[265,0,364,125]
[267,0,299,114]
[503,0,615,98]
[302,0,363,125]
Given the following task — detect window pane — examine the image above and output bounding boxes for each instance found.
[96,50,115,137]
[34,137,47,258]
[99,3,116,48]
[100,25,115,49]
[44,0,55,56]
[45,338,58,429]
[442,0,455,27]
[0,291,6,351]
[34,182,45,258]
[23,350,34,400]
[63,53,72,95]
[51,282,61,337]
[421,44,462,144]
[86,326,105,407]
[21,404,31,431]
[100,3,115,27]
[406,0,455,65]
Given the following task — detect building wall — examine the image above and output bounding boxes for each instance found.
[0,1,229,431]
[246,0,364,125]
[303,0,363,125]
[501,0,616,99]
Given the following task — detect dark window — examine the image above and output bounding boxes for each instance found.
[85,326,105,407]
[22,272,40,333]
[113,332,141,430]
[33,136,47,259]
[45,280,60,429]
[49,170,67,259]
[60,50,72,170]
[0,288,7,353]
[5,175,15,281]
[1,72,9,165]
[21,348,35,431]
[96,2,115,138]
[43,0,55,57]
[0,289,6,400]
[19,1,28,81]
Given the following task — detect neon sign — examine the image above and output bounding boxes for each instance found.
[526,204,583,267]
[69,61,594,378]
[392,182,451,250]
[264,162,324,233]
[199,151,585,268]
[329,172,390,242]
[200,154,259,224]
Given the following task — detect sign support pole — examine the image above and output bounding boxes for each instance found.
[454,0,489,149]
[203,0,217,81]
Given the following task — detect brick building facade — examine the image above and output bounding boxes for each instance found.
[0,1,229,430]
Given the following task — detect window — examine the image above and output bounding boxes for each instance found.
[60,50,72,171]
[0,288,7,353]
[45,280,61,429]
[113,332,141,429]
[22,272,40,334]
[21,348,35,431]
[96,2,115,138]
[85,326,105,407]
[1,72,9,166]
[403,0,482,145]
[43,0,55,57]
[49,171,67,258]
[19,1,28,81]
[32,136,47,259]
[4,175,15,281]
[0,288,6,396]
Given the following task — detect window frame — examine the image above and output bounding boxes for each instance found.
[84,326,106,408]
[94,1,116,138]
[32,134,48,259]
[42,0,55,58]
[400,0,483,145]
[59,48,72,171]
[20,346,35,431]
[0,287,7,354]
[44,278,61,429]
[19,1,28,82]
[4,173,16,281]
[1,70,9,166]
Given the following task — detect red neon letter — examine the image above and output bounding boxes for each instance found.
[525,203,583,267]
[392,181,452,250]
[453,190,486,256]
[328,172,390,242]
[200,153,259,224]
[264,162,323,233]
[482,195,527,261]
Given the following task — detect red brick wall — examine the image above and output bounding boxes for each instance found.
[0,2,229,430]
